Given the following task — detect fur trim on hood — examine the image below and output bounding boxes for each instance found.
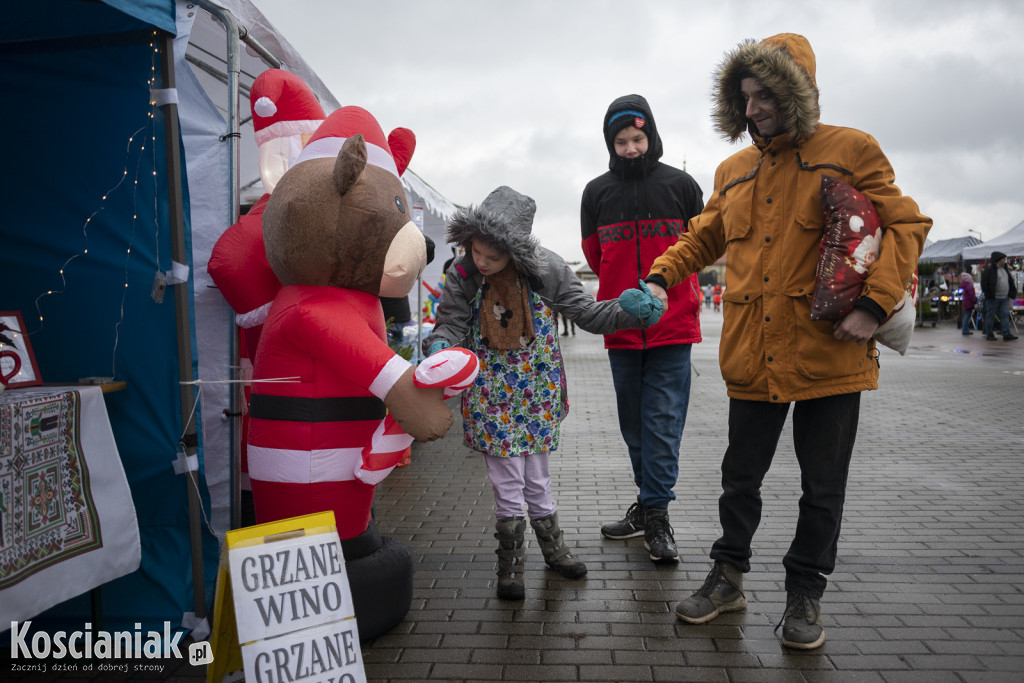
[713,32,820,143]
[445,185,544,278]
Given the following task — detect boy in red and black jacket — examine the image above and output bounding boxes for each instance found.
[580,93,704,563]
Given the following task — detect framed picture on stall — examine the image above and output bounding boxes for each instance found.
[0,311,42,388]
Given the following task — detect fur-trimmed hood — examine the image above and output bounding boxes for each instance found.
[713,32,820,144]
[445,185,544,278]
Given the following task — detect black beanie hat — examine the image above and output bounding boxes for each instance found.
[605,109,649,145]
[991,251,1006,263]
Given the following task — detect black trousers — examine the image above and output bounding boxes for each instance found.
[710,392,860,598]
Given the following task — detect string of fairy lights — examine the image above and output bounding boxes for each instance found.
[31,31,163,380]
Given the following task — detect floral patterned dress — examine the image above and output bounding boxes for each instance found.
[461,285,568,457]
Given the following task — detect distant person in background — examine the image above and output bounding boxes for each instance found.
[442,245,460,274]
[981,251,1018,341]
[960,270,978,335]
[560,311,576,336]
[581,94,705,564]
[382,237,434,346]
[381,295,413,345]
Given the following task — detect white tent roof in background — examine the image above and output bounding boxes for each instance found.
[962,219,1024,260]
[402,169,459,221]
[918,235,983,263]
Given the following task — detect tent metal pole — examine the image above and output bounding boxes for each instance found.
[195,0,243,529]
[159,31,207,620]
[237,25,282,69]
[194,0,241,232]
[194,0,291,531]
[417,280,424,361]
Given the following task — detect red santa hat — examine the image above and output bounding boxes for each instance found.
[250,69,326,147]
[296,105,416,177]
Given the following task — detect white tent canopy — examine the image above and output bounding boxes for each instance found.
[962,220,1024,260]
[917,236,983,264]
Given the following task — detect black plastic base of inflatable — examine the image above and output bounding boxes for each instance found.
[341,517,413,642]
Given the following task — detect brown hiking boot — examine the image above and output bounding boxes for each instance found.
[675,561,747,624]
[776,591,825,649]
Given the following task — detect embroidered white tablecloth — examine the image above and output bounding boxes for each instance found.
[0,385,140,624]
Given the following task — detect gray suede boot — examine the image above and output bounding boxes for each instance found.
[494,517,527,600]
[530,512,588,579]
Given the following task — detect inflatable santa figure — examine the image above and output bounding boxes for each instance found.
[208,69,327,356]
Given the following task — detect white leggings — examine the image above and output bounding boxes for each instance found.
[485,452,557,521]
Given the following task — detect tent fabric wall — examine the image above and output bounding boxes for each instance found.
[962,220,1024,260]
[0,0,217,631]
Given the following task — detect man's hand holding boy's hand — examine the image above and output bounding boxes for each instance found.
[645,281,669,312]
[619,280,664,326]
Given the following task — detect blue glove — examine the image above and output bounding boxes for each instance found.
[618,279,664,326]
[427,340,451,356]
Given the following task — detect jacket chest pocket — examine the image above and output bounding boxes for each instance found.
[721,185,753,244]
[795,169,829,231]
[783,170,829,296]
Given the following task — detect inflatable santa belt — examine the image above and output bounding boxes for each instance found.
[248,394,386,422]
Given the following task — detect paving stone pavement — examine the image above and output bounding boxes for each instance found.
[365,311,1024,682]
[3,313,1021,682]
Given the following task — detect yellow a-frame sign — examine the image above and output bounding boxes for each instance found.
[206,511,364,683]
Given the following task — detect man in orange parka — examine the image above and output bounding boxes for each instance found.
[645,34,930,649]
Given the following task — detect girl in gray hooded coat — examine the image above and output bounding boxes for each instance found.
[423,186,660,599]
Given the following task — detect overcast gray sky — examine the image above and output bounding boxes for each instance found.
[254,0,1023,265]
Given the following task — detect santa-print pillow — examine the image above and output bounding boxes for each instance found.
[872,270,918,355]
[809,175,881,321]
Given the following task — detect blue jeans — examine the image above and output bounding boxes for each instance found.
[961,308,974,333]
[984,297,1012,336]
[607,344,692,509]
[710,393,859,598]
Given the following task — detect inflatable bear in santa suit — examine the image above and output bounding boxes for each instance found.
[249,132,476,640]
[209,89,420,494]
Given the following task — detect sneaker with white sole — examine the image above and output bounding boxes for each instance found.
[643,508,679,563]
[600,499,646,539]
